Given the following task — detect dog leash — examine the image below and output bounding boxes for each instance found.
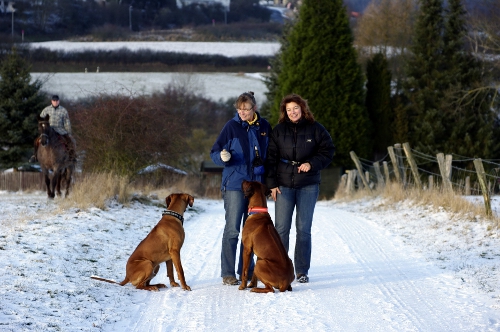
[162,210,184,225]
[248,207,268,215]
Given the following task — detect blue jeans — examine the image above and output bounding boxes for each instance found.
[221,190,255,278]
[274,184,319,276]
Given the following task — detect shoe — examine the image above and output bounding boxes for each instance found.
[297,274,309,283]
[222,276,240,286]
[29,155,37,163]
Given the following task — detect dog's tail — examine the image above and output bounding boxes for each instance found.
[91,276,120,284]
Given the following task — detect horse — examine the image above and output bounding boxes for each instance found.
[36,114,76,199]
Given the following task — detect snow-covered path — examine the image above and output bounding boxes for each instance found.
[0,193,499,331]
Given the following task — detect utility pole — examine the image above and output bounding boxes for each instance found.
[7,2,15,38]
[129,5,132,31]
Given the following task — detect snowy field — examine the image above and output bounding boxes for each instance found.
[28,41,276,102]
[29,41,281,57]
[31,72,268,102]
[1,191,500,331]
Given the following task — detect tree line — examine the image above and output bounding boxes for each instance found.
[0,0,271,39]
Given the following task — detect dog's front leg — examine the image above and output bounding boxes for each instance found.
[238,246,253,290]
[170,250,191,291]
[166,260,180,287]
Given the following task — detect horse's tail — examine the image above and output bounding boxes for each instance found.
[90,276,121,285]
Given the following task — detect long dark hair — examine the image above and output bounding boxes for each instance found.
[278,93,315,124]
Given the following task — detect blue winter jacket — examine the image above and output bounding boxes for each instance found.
[210,112,271,192]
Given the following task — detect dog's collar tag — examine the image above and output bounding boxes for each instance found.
[162,210,184,224]
[248,207,268,215]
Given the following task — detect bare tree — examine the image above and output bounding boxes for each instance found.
[354,0,419,80]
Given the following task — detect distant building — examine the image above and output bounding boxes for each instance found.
[0,1,15,13]
[176,0,230,10]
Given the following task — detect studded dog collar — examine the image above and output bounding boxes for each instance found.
[162,210,184,225]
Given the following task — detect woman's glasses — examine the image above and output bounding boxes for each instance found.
[237,108,253,113]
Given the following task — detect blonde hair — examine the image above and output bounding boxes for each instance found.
[234,91,257,109]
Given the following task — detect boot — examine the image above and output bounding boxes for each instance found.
[29,138,40,163]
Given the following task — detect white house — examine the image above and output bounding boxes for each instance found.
[176,0,231,10]
[0,1,15,13]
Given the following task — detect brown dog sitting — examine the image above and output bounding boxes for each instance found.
[91,193,194,291]
[239,180,295,293]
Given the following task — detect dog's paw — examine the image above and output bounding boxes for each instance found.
[238,284,246,290]
[183,285,191,291]
[170,281,180,288]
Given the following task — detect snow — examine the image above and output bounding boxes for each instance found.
[28,41,275,102]
[1,191,500,331]
[137,163,187,175]
[31,72,269,102]
[29,41,280,58]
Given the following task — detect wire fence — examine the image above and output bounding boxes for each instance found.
[342,143,500,216]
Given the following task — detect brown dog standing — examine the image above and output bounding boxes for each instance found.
[91,193,194,291]
[239,180,295,293]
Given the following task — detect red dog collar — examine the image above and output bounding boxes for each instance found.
[248,207,268,215]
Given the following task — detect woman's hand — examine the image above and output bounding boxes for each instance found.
[297,162,311,173]
[270,187,281,201]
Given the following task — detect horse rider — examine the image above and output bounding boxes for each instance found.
[29,95,77,163]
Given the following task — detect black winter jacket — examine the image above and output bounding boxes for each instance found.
[265,119,335,189]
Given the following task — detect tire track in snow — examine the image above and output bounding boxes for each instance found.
[322,204,495,331]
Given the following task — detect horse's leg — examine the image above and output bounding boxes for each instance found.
[54,171,62,197]
[65,167,73,198]
[44,172,54,199]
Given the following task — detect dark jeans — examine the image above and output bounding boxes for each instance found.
[221,190,255,278]
[274,184,319,275]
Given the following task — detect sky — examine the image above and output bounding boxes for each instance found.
[1,191,500,332]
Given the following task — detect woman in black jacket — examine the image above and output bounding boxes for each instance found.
[265,93,335,283]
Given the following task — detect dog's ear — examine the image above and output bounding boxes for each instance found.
[165,195,172,208]
[241,180,254,199]
[187,194,194,207]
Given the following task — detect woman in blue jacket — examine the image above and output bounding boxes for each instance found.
[210,91,272,286]
[265,93,335,284]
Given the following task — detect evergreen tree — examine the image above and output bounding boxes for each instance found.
[261,21,293,122]
[365,53,393,159]
[404,0,496,159]
[404,0,446,155]
[441,0,496,158]
[270,0,370,166]
[0,49,46,168]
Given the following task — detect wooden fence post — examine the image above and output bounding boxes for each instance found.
[473,158,492,217]
[388,146,401,183]
[383,161,390,183]
[436,153,453,192]
[339,173,347,194]
[349,151,371,191]
[402,142,421,189]
[465,176,471,196]
[346,169,357,194]
[373,161,385,188]
[445,154,453,181]
[428,175,433,191]
[394,143,407,186]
